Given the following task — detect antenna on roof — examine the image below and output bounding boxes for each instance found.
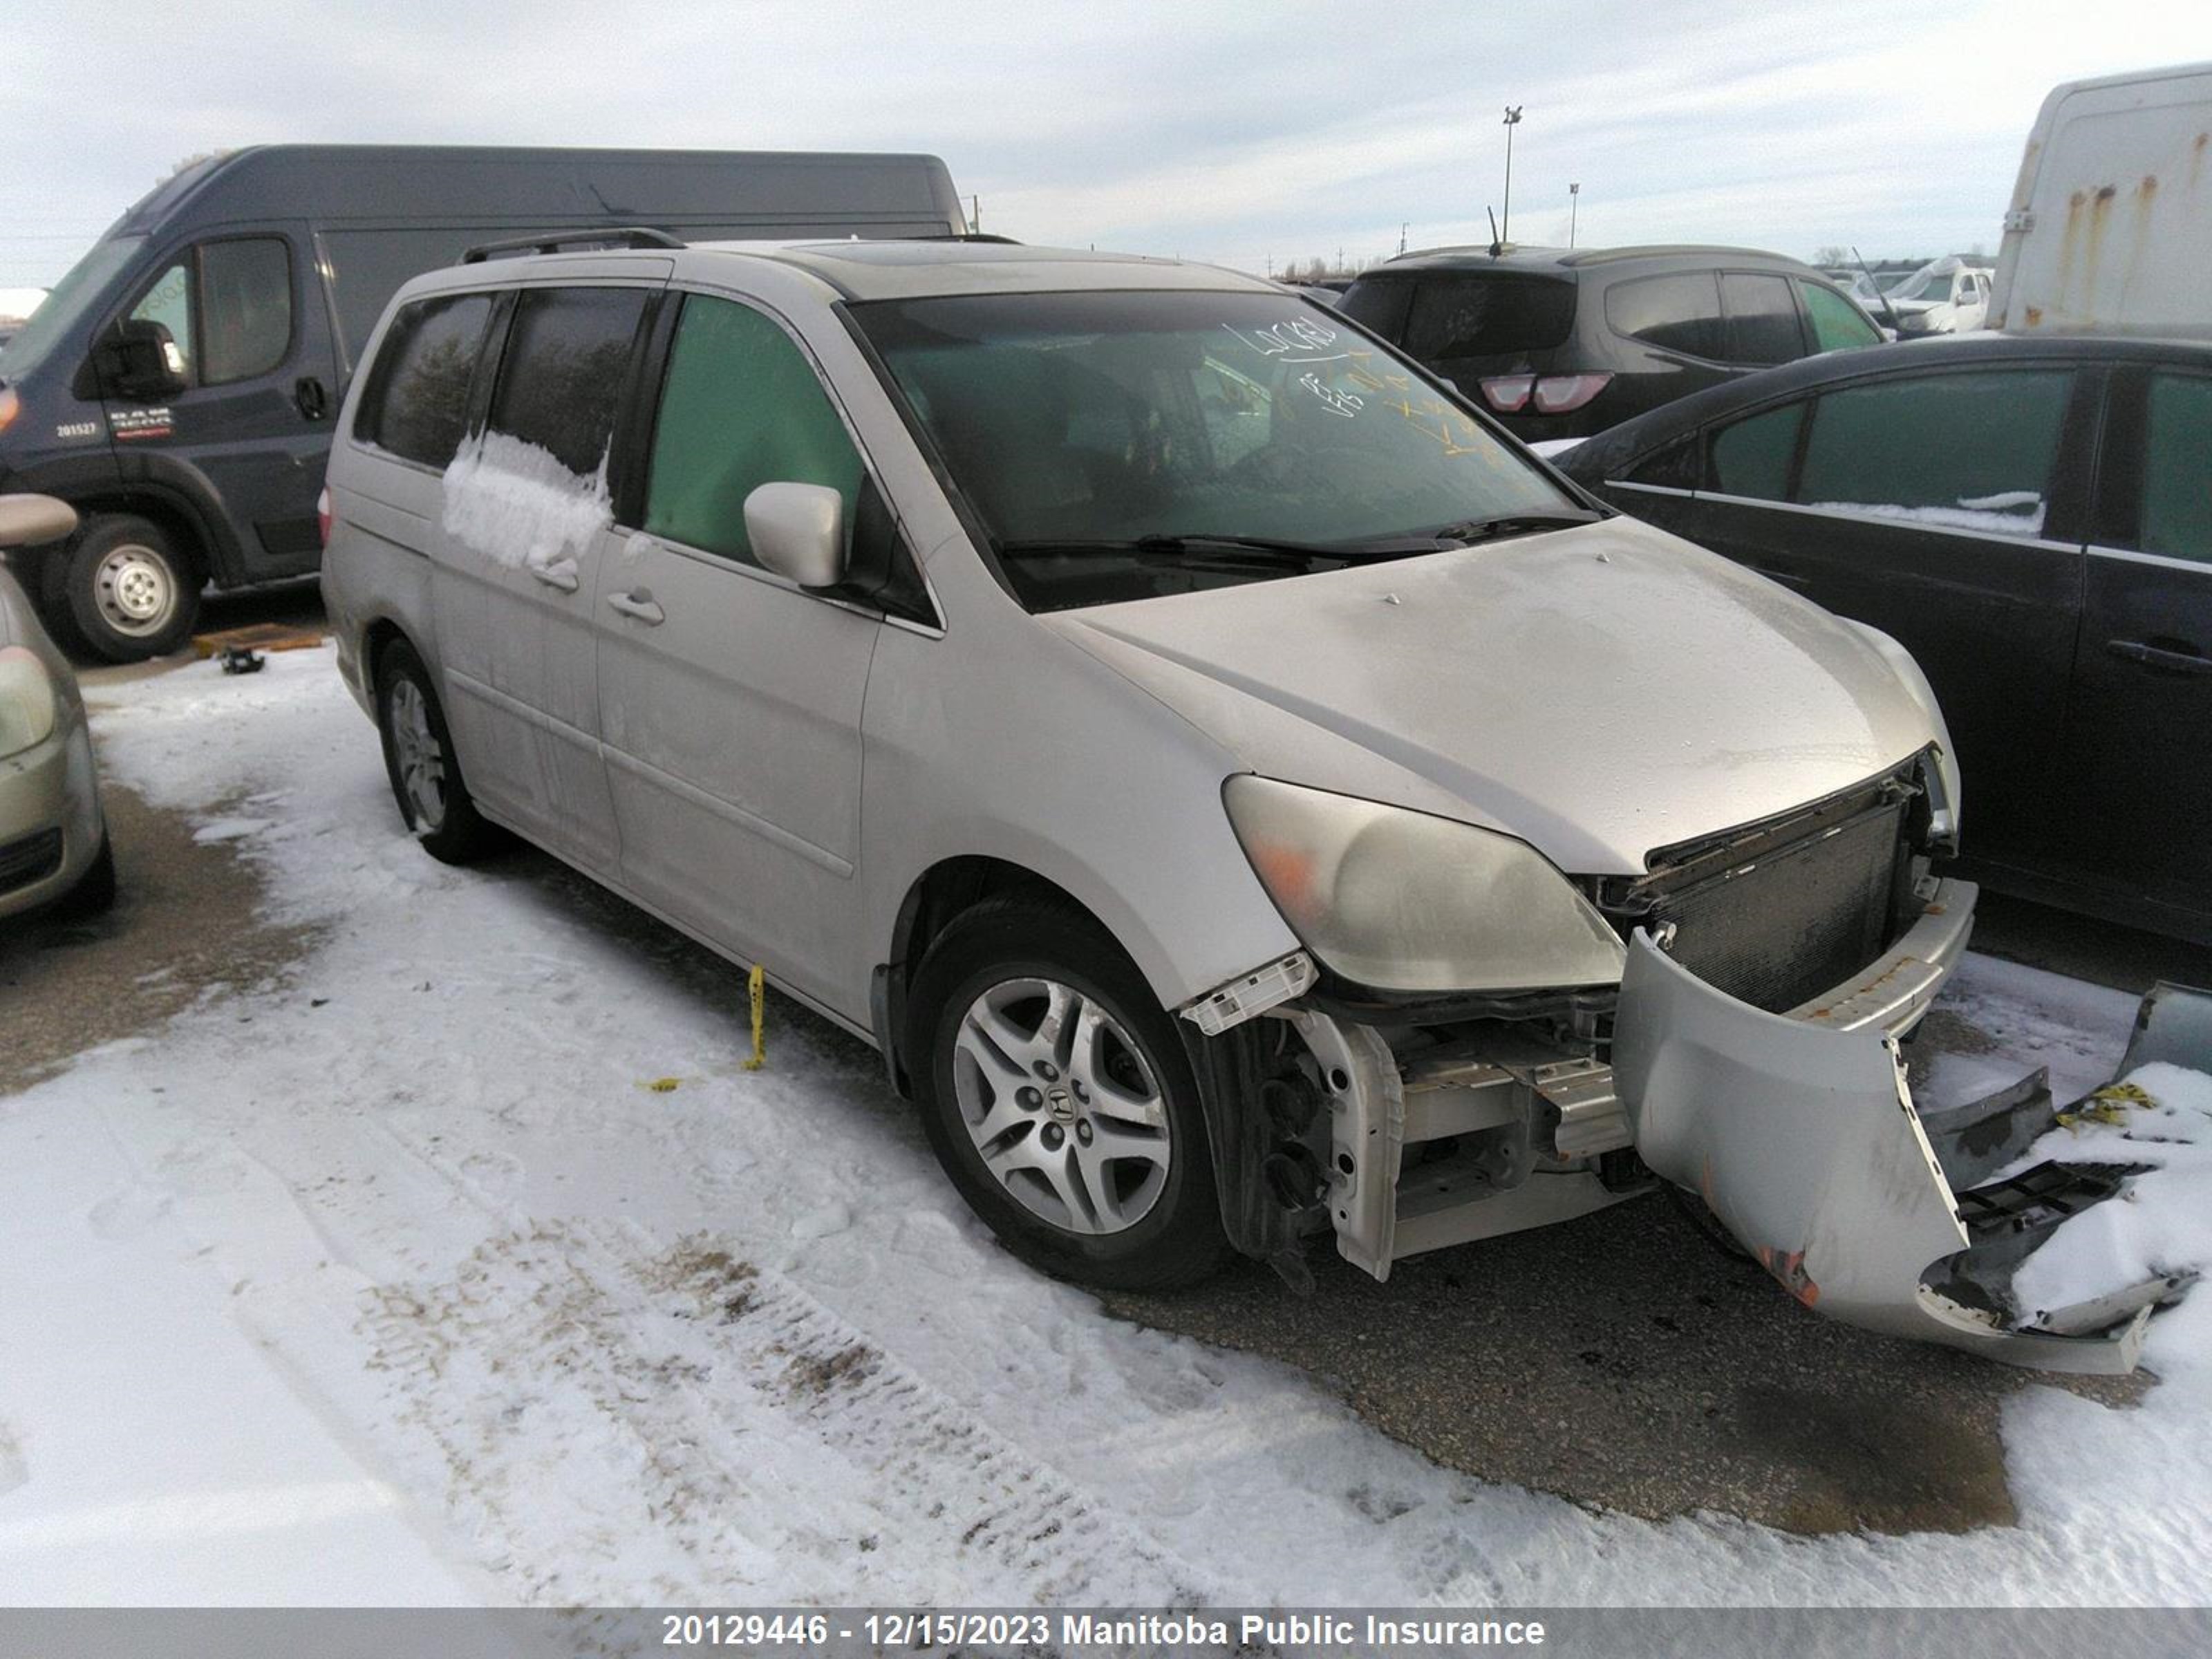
[1486,207,1502,259]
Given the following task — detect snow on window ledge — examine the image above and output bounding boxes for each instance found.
[442,429,612,572]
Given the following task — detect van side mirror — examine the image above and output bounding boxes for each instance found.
[744,482,847,589]
[0,493,79,550]
[96,319,188,401]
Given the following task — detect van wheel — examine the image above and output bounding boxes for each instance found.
[374,639,501,864]
[65,515,200,662]
[908,897,1230,1291]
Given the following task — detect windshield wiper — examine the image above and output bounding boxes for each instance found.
[1419,510,1605,547]
[997,534,1381,570]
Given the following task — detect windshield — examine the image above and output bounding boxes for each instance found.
[0,236,144,382]
[851,289,1574,610]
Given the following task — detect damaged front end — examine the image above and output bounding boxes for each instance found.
[1187,758,2201,1371]
[1613,932,2201,1373]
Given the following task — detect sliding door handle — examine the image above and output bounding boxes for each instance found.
[606,588,665,626]
[529,559,579,592]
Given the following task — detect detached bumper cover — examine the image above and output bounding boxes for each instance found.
[1614,881,2193,1374]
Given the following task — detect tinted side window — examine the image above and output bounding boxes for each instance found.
[2141,373,2212,564]
[1719,273,1803,366]
[1801,281,1882,353]
[1402,274,1576,360]
[1336,277,1414,342]
[1622,435,1700,490]
[1797,370,2071,537]
[1604,272,1723,358]
[1709,402,1805,500]
[644,294,863,568]
[356,293,494,469]
[486,288,650,478]
[198,238,292,384]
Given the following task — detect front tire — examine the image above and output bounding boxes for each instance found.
[374,639,502,864]
[65,515,200,662]
[46,833,117,919]
[908,897,1229,1291]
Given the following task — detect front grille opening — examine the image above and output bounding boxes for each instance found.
[1598,772,1920,1015]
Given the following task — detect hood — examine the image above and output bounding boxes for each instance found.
[1043,516,1940,876]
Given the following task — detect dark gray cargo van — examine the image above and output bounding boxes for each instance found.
[0,144,966,658]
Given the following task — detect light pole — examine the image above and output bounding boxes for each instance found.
[1501,105,1523,245]
[1569,182,1580,248]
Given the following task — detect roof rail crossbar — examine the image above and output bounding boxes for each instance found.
[460,227,685,263]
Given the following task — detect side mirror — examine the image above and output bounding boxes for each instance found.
[96,318,188,401]
[0,493,79,551]
[744,482,847,589]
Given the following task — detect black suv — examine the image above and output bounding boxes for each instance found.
[1337,245,1884,441]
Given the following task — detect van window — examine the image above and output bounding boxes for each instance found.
[124,237,293,386]
[1709,402,1804,500]
[643,294,862,568]
[1797,369,2070,537]
[199,239,292,383]
[2141,373,2212,565]
[1718,273,1803,366]
[1604,272,1723,359]
[321,229,476,365]
[355,293,494,469]
[1401,274,1575,360]
[129,261,195,377]
[485,287,650,478]
[1801,282,1882,353]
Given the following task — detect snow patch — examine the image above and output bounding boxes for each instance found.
[441,430,611,573]
[1809,494,2045,537]
[2011,1062,2212,1327]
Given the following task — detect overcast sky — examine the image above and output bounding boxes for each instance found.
[3,0,2205,287]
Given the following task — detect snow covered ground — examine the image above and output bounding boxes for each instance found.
[3,646,2211,1609]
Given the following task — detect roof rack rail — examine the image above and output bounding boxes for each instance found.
[460,227,685,263]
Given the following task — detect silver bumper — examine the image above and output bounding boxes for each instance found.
[1613,877,2191,1374]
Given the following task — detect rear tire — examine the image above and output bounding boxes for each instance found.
[64,514,200,662]
[374,638,502,865]
[907,896,1230,1291]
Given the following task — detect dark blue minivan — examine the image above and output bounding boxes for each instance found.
[0,144,966,659]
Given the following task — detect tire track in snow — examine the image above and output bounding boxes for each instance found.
[346,1217,1203,1604]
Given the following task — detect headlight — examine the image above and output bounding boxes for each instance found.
[1224,776,1627,993]
[0,645,58,759]
[1846,621,1961,844]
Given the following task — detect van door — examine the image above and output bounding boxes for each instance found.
[430,278,659,870]
[2065,366,2212,932]
[102,223,339,581]
[594,290,882,1015]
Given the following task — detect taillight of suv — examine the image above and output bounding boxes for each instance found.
[1480,373,1613,415]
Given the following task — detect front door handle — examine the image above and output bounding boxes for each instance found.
[529,559,579,593]
[2106,638,2212,677]
[606,588,665,626]
[294,376,328,420]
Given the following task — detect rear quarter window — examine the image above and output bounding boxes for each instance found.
[1604,272,1724,359]
[355,292,495,469]
[1400,273,1575,360]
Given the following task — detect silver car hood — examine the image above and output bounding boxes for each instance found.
[1044,516,1940,875]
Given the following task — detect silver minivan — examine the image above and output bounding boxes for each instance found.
[320,236,2146,1370]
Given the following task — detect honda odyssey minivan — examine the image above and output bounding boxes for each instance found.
[319,235,2163,1371]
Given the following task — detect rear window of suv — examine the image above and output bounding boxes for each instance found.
[1400,273,1575,360]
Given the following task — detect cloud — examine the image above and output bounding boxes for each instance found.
[1,0,2204,284]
